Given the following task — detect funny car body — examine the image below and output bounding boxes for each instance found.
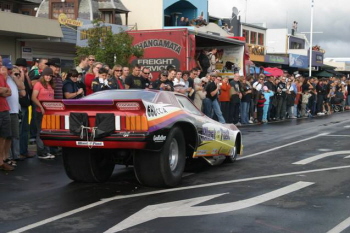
[40,90,243,187]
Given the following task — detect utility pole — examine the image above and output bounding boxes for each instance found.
[309,0,314,77]
[245,0,247,23]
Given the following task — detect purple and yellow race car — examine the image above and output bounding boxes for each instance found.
[40,90,243,187]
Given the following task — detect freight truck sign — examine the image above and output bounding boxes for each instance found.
[129,30,188,74]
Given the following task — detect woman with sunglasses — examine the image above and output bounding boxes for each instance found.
[108,65,125,89]
[31,67,55,159]
[62,69,84,99]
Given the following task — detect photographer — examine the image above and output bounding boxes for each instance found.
[91,67,111,93]
[203,73,225,123]
[151,70,174,91]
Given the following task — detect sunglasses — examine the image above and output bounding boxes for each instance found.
[89,59,95,61]
[114,70,122,72]
[143,72,150,75]
[14,73,21,76]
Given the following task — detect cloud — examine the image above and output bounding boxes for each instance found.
[208,0,350,57]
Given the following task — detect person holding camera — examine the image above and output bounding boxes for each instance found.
[151,70,174,91]
[91,67,111,93]
[203,73,225,123]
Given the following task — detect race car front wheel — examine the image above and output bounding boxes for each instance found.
[62,147,115,182]
[224,144,238,163]
[134,127,186,187]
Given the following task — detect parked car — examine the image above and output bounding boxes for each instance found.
[40,90,243,187]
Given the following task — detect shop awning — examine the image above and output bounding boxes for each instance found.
[0,12,63,39]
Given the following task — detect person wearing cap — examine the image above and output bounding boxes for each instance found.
[203,72,225,123]
[46,58,63,99]
[151,69,174,91]
[0,57,14,171]
[31,67,55,159]
[125,64,143,89]
[262,86,274,123]
[15,58,34,159]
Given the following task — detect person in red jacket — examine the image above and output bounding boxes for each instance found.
[219,77,231,123]
[85,62,102,95]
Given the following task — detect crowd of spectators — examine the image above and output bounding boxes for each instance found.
[1,54,349,171]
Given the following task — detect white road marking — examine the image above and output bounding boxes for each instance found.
[323,135,350,137]
[344,155,350,159]
[293,151,350,165]
[9,165,350,233]
[344,126,350,128]
[104,182,314,233]
[237,133,329,161]
[327,216,350,233]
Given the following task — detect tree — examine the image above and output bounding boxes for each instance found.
[76,21,143,67]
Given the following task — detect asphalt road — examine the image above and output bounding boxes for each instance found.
[1,112,350,233]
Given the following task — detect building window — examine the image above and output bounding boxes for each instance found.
[50,0,78,20]
[258,33,264,46]
[0,2,13,12]
[102,11,115,24]
[243,30,249,43]
[290,42,304,49]
[250,31,257,44]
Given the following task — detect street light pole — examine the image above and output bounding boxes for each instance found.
[309,0,314,77]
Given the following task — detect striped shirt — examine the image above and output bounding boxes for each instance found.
[53,75,63,99]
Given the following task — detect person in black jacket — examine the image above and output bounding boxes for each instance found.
[151,70,174,91]
[275,77,287,120]
[62,69,84,99]
[91,67,111,93]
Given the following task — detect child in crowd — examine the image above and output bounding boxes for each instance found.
[257,92,266,124]
[262,86,274,123]
[301,90,312,117]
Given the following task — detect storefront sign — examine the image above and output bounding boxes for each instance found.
[76,19,127,47]
[58,13,83,27]
[289,54,308,68]
[309,50,324,66]
[21,47,33,61]
[131,58,180,72]
[264,55,289,65]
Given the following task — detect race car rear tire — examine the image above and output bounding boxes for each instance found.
[133,127,186,187]
[62,147,115,182]
[224,144,238,163]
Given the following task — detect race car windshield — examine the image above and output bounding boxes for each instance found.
[83,90,156,102]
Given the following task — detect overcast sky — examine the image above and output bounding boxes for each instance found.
[208,0,349,58]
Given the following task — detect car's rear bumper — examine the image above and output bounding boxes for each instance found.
[41,131,149,149]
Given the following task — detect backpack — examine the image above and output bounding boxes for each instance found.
[198,53,210,70]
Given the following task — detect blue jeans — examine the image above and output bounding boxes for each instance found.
[203,98,212,118]
[19,107,29,155]
[211,99,225,123]
[35,112,49,156]
[263,104,269,121]
[240,101,250,124]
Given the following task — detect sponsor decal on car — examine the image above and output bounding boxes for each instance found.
[153,135,167,142]
[76,141,104,146]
